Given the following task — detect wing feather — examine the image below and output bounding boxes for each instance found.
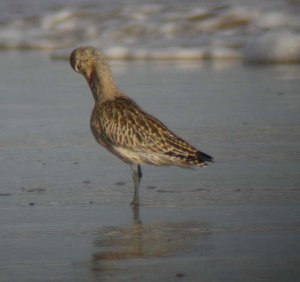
[100,97,197,154]
[90,96,212,166]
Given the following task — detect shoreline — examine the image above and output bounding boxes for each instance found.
[0,52,299,281]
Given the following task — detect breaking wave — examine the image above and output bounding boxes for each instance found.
[0,0,300,63]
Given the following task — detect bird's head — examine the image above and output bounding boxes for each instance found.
[70,47,99,78]
[70,46,117,101]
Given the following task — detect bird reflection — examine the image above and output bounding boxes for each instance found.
[131,205,142,224]
[91,207,211,277]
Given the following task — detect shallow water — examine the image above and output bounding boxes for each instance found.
[0,52,299,281]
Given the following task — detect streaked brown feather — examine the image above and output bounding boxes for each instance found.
[70,46,213,169]
[90,95,210,167]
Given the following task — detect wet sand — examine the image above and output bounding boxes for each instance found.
[0,52,299,281]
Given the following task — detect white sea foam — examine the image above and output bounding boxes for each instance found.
[41,9,75,30]
[0,0,299,63]
[244,31,300,63]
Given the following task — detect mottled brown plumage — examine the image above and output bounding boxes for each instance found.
[70,46,213,205]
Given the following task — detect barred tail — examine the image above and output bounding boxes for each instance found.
[196,151,213,163]
[193,151,214,167]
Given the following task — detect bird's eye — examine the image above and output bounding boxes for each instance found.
[75,64,82,72]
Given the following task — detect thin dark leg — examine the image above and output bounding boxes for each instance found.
[130,164,142,206]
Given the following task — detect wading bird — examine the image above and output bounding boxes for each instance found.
[70,47,213,206]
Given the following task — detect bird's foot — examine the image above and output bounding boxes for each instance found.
[130,200,140,207]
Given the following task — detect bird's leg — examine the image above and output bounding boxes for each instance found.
[130,164,142,206]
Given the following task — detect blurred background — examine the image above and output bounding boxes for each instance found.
[0,0,300,63]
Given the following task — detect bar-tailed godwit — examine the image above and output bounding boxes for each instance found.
[70,46,213,206]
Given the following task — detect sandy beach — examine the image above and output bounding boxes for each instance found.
[0,52,299,281]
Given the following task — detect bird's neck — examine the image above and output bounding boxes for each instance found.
[88,69,119,103]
